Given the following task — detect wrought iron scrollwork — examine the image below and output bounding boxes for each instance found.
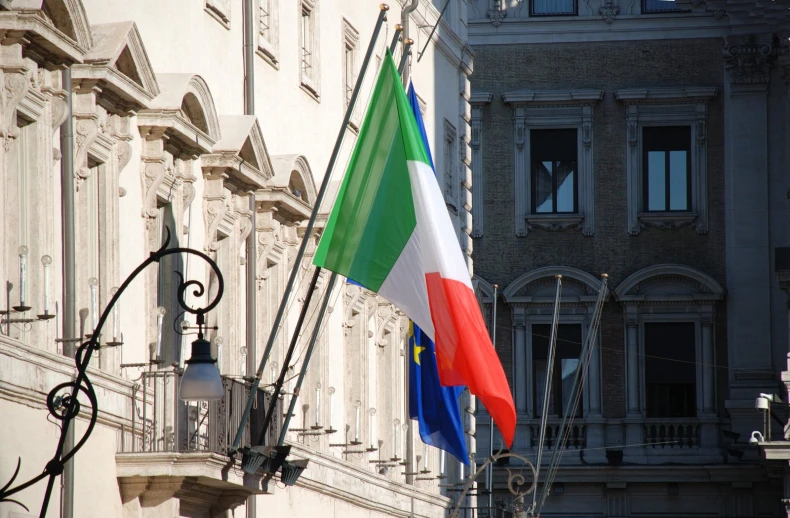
[0,227,224,517]
[449,449,538,518]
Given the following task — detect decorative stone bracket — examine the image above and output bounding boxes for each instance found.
[0,68,30,152]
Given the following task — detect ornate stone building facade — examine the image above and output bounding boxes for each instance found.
[469,0,789,515]
[0,1,477,517]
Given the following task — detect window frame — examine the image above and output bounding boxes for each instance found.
[299,0,320,101]
[342,18,360,130]
[257,0,279,68]
[615,86,717,235]
[503,89,603,237]
[443,118,458,211]
[530,0,578,17]
[529,128,579,215]
[641,126,692,213]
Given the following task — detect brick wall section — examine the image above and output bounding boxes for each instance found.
[471,38,727,418]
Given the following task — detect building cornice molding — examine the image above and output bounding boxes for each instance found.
[468,14,742,45]
[286,442,451,517]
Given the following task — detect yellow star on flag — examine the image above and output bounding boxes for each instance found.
[413,343,426,365]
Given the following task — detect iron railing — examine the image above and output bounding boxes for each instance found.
[118,371,281,455]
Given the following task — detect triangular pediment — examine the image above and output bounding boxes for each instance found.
[239,137,259,170]
[115,45,143,89]
[202,115,273,190]
[83,21,159,101]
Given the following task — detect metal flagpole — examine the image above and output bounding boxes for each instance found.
[231,5,390,453]
[255,268,322,447]
[529,275,563,515]
[487,284,498,516]
[390,24,403,54]
[277,273,338,445]
[536,275,608,515]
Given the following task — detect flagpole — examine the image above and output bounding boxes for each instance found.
[253,268,323,446]
[231,4,390,454]
[530,275,562,515]
[390,24,403,54]
[277,273,338,446]
[487,284,498,516]
[536,275,608,516]
[398,39,413,75]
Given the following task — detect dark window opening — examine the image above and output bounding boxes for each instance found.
[533,324,583,417]
[644,322,696,418]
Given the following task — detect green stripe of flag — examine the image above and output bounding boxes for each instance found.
[314,50,429,291]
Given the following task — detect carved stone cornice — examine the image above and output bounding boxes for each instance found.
[723,35,776,86]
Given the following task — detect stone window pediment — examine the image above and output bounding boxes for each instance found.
[614,263,725,305]
[259,154,317,224]
[615,86,718,236]
[74,21,160,111]
[202,115,274,192]
[139,74,221,156]
[503,89,604,237]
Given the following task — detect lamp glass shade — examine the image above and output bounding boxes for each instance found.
[180,362,223,401]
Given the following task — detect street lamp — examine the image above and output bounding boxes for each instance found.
[0,227,224,516]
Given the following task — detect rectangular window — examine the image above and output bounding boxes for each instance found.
[533,324,582,417]
[531,0,576,16]
[642,0,686,13]
[301,7,313,79]
[344,43,354,106]
[444,121,457,206]
[342,20,359,110]
[259,0,271,41]
[643,126,691,212]
[644,322,696,418]
[530,129,578,214]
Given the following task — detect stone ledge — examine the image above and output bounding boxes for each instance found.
[116,452,263,516]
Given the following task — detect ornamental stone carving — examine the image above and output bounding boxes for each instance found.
[1,70,29,151]
[723,35,776,85]
[488,2,507,26]
[600,0,620,23]
[204,197,227,255]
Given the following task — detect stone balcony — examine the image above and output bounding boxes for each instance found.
[115,371,283,517]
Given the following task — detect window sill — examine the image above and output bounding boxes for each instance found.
[638,211,697,231]
[526,213,583,232]
[204,6,231,30]
[300,80,320,103]
[256,44,279,70]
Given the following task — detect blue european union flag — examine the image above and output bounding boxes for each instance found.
[409,322,469,464]
[406,82,468,465]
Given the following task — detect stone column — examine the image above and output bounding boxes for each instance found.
[588,331,603,417]
[722,35,777,400]
[701,311,716,415]
[624,312,640,416]
[623,309,644,456]
[513,310,528,415]
[512,306,529,451]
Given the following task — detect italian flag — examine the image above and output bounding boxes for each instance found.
[314,51,516,447]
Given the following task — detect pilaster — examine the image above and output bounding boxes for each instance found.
[722,34,777,402]
[470,92,492,239]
